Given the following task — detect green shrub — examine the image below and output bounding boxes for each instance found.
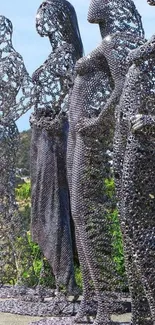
[104,178,127,290]
[16,181,31,202]
[2,176,127,291]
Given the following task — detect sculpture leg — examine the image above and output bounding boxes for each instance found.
[76,225,111,325]
[68,131,93,314]
[74,226,94,323]
[67,130,75,199]
[123,237,151,325]
[121,139,155,325]
[113,127,151,324]
[71,135,113,325]
[0,122,23,282]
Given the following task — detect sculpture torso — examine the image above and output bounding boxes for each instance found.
[117,37,155,158]
[70,59,113,131]
[116,25,155,325]
[0,50,27,119]
[123,57,155,142]
[32,43,76,121]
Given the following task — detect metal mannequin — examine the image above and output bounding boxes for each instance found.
[30,0,83,295]
[0,15,33,282]
[67,0,145,324]
[114,0,155,323]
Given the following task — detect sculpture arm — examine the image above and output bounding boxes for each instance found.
[76,80,124,135]
[76,33,144,135]
[14,69,34,120]
[75,42,107,75]
[4,65,34,123]
[127,36,154,64]
[130,114,155,132]
[30,111,68,135]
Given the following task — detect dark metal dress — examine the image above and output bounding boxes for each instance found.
[30,44,78,291]
[30,0,83,293]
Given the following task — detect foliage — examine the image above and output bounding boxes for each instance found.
[2,157,127,291]
[16,181,31,202]
[104,178,127,291]
[15,181,31,230]
[16,129,31,176]
[74,265,83,289]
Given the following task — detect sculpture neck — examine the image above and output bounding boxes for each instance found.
[99,22,116,39]
[49,33,66,52]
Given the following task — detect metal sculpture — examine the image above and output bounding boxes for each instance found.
[30,0,83,295]
[67,0,145,324]
[113,0,155,323]
[0,15,33,282]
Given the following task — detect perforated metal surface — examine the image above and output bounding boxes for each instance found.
[113,1,155,323]
[0,15,33,282]
[30,0,83,294]
[67,1,146,324]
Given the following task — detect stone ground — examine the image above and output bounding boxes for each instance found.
[0,286,82,317]
[0,286,131,325]
[29,316,131,325]
[0,313,42,325]
[0,313,131,325]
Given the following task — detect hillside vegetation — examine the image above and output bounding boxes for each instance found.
[17,129,31,177]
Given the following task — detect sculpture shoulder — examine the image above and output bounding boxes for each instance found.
[32,44,76,82]
[75,42,107,76]
[0,50,28,85]
[3,50,25,70]
[126,34,155,66]
[48,43,76,73]
[102,32,144,52]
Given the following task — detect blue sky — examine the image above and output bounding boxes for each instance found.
[1,0,155,131]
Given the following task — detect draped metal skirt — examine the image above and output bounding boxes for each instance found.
[30,121,75,288]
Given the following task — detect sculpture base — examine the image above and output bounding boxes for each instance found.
[28,318,130,325]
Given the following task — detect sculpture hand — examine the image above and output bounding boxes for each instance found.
[126,36,155,65]
[30,112,67,135]
[130,114,155,132]
[126,49,138,65]
[76,117,98,135]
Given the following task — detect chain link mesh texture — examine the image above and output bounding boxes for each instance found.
[30,0,83,294]
[1,1,155,324]
[113,2,155,323]
[67,0,152,324]
[0,15,34,283]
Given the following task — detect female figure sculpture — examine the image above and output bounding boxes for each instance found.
[67,0,145,324]
[114,0,155,322]
[0,15,33,282]
[30,0,83,294]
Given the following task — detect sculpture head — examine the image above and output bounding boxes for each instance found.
[36,0,83,58]
[147,0,155,5]
[88,0,144,38]
[0,15,13,44]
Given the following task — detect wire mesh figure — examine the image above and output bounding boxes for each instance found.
[0,15,33,282]
[113,1,155,322]
[67,1,146,324]
[30,0,83,295]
